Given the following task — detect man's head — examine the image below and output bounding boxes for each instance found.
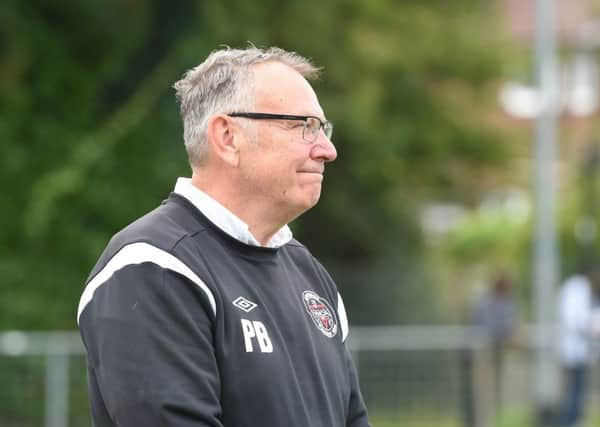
[173,46,322,168]
[173,46,337,230]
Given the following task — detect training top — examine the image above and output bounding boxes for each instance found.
[77,189,371,427]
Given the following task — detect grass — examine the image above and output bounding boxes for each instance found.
[371,408,600,427]
[369,407,532,427]
[369,413,460,427]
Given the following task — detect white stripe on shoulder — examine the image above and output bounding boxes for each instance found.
[77,242,216,324]
[337,292,349,342]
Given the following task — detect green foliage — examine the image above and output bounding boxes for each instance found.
[1,0,511,328]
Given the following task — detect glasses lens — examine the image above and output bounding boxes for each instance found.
[323,122,333,139]
[302,118,334,142]
[302,118,320,142]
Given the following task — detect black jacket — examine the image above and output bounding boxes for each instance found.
[78,193,370,427]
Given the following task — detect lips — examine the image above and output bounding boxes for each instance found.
[297,169,324,175]
[298,171,324,185]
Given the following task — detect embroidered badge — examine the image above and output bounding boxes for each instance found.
[233,296,258,313]
[302,291,338,338]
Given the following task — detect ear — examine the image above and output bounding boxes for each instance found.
[206,114,242,167]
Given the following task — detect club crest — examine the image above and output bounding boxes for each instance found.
[302,291,338,338]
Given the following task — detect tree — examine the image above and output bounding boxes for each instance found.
[1,0,512,328]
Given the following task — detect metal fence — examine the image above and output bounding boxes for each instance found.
[0,326,584,427]
[0,331,86,427]
[349,326,537,427]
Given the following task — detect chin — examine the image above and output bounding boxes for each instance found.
[285,186,323,215]
[303,193,322,210]
[288,195,321,217]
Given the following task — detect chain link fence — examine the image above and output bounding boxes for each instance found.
[1,326,591,427]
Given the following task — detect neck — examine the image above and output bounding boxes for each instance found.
[191,173,291,246]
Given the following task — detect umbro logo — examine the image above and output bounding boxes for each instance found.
[232,296,258,313]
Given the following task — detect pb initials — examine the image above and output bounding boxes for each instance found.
[240,319,273,353]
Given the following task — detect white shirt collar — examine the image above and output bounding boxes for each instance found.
[173,177,293,248]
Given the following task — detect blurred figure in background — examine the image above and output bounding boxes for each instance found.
[557,263,600,427]
[471,273,518,408]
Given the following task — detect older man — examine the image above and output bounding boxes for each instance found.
[77,46,371,427]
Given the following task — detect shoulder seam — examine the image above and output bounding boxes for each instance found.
[170,228,210,252]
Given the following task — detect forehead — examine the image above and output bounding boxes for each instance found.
[251,62,324,116]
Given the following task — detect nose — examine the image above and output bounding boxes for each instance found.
[310,133,337,162]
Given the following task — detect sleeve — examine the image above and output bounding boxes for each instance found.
[79,262,223,427]
[345,346,371,427]
[337,293,371,427]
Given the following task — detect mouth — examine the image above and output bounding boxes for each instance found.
[298,171,324,185]
[298,170,324,175]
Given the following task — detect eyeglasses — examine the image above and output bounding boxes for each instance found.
[228,112,333,143]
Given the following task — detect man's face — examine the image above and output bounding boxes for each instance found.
[237,62,337,221]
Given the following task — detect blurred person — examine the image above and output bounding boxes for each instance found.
[76,46,371,427]
[472,274,518,348]
[557,263,600,427]
[470,274,518,411]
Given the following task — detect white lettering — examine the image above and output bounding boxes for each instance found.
[253,321,273,353]
[240,319,273,353]
[241,319,255,352]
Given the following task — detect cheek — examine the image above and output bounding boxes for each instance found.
[245,136,310,194]
[248,157,295,196]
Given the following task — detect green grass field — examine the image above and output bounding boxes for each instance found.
[371,408,600,427]
[369,408,533,427]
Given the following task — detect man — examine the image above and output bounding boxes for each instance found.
[557,264,600,427]
[77,46,371,427]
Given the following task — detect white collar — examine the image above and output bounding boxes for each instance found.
[173,177,293,248]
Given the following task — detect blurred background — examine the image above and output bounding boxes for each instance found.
[3,0,600,426]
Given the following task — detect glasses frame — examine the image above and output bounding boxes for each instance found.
[228,112,333,142]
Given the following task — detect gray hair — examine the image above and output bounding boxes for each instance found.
[173,46,321,168]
